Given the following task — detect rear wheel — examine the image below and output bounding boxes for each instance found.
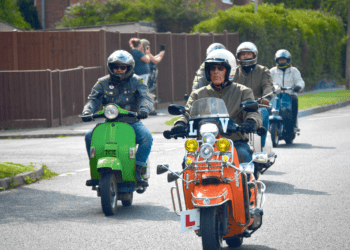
[100,172,118,216]
[225,236,243,248]
[201,207,224,250]
[254,166,260,180]
[285,134,295,144]
[121,192,133,207]
[270,123,279,148]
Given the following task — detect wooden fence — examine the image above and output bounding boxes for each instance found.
[0,30,239,129]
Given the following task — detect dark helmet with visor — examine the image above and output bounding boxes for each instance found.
[275,49,291,69]
[107,50,135,84]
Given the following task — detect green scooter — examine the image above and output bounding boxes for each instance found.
[80,103,150,216]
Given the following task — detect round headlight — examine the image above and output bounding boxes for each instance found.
[217,138,230,152]
[199,143,214,159]
[185,139,198,152]
[202,133,216,145]
[200,123,219,137]
[104,105,119,119]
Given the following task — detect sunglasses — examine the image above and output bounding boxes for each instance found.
[112,65,127,71]
[210,65,225,71]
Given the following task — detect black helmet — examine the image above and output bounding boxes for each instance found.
[107,50,135,84]
[236,42,258,67]
[206,43,226,56]
[204,50,236,83]
[275,49,291,69]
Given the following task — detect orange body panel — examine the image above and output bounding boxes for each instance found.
[182,146,255,238]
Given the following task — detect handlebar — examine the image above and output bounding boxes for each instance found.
[79,110,141,122]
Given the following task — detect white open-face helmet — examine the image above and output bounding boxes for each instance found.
[236,42,258,67]
[206,43,226,56]
[204,50,237,82]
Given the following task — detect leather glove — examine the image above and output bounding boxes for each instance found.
[138,110,148,119]
[240,119,256,134]
[260,98,270,106]
[82,110,93,122]
[293,85,302,93]
[171,122,187,134]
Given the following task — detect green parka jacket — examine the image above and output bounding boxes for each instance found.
[176,82,262,142]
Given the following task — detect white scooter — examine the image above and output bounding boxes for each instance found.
[248,86,281,180]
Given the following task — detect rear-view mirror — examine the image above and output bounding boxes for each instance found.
[240,101,259,112]
[167,171,180,183]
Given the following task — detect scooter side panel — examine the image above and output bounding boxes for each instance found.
[90,122,136,181]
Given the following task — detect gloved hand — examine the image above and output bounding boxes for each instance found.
[138,110,148,119]
[260,98,270,106]
[240,119,256,134]
[171,122,187,134]
[293,85,302,93]
[82,110,93,122]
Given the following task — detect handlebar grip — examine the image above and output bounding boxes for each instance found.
[257,126,267,137]
[163,130,172,139]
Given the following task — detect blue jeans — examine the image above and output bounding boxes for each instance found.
[234,140,253,163]
[85,121,153,167]
[259,107,269,148]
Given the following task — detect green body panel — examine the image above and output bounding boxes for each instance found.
[89,122,136,182]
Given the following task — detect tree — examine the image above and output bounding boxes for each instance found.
[346,0,350,89]
[58,0,214,33]
[0,0,31,29]
[17,0,42,29]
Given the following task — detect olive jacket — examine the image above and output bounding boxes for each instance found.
[176,82,262,142]
[233,64,274,101]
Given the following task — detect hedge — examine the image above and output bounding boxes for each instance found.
[192,3,346,88]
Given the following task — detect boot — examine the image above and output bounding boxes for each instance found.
[135,165,149,187]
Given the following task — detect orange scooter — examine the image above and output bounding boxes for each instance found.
[157,97,267,250]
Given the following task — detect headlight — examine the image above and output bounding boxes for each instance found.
[200,123,219,137]
[199,143,214,159]
[104,104,119,119]
[185,139,198,152]
[202,133,216,145]
[271,109,278,115]
[216,138,230,152]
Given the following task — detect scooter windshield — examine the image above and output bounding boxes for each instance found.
[190,98,229,119]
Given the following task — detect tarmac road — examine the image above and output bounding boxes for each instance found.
[1,105,350,250]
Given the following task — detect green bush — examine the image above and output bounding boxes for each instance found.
[0,0,31,30]
[192,3,345,88]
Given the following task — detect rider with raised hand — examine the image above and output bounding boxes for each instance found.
[192,43,229,91]
[233,42,274,148]
[82,50,153,187]
[270,49,305,131]
[173,49,262,164]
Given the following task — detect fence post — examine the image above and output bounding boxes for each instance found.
[116,30,121,50]
[47,69,53,127]
[183,32,189,95]
[169,32,175,103]
[197,32,202,65]
[58,70,63,126]
[80,66,85,106]
[13,31,19,70]
[210,32,214,43]
[100,29,107,75]
[223,30,228,49]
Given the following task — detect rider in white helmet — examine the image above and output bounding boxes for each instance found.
[270,49,305,131]
[173,49,262,165]
[192,43,227,91]
[233,41,274,148]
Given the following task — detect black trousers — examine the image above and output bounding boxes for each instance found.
[291,94,298,126]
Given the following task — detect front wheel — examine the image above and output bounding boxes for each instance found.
[270,123,279,148]
[100,172,118,216]
[201,207,224,250]
[225,236,243,248]
[285,134,295,145]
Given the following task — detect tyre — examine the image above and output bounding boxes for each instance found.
[270,123,279,148]
[201,207,224,250]
[285,134,295,145]
[136,187,147,194]
[100,172,118,216]
[122,192,133,207]
[254,166,260,180]
[225,236,243,248]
